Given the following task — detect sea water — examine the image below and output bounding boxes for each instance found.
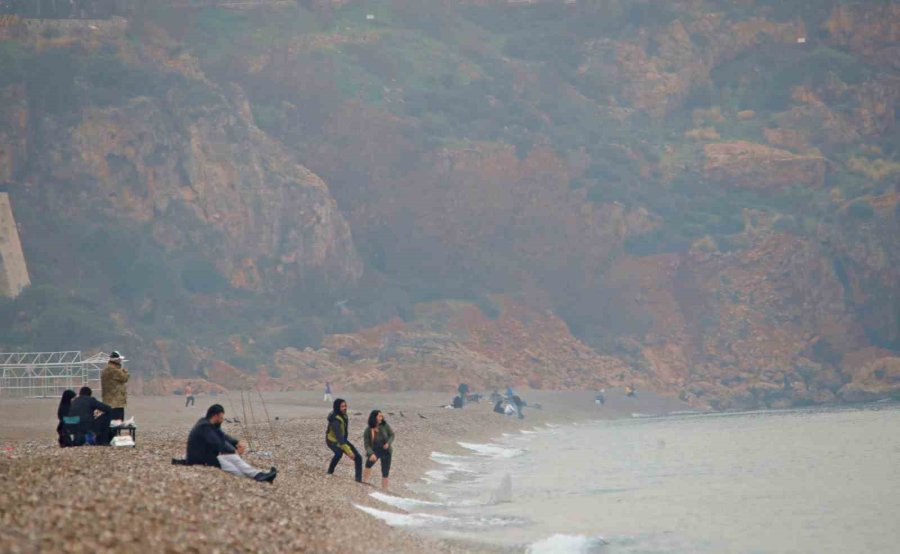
[357,404,900,553]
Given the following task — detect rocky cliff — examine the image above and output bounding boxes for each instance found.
[1,1,899,410]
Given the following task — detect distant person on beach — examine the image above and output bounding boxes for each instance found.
[101,351,129,421]
[626,384,637,398]
[511,395,525,419]
[493,400,505,414]
[69,386,113,445]
[595,389,605,406]
[184,404,277,483]
[326,398,363,482]
[452,395,464,409]
[504,402,518,417]
[506,386,514,398]
[324,381,333,403]
[363,410,395,490]
[457,383,469,406]
[56,389,76,447]
[184,385,195,407]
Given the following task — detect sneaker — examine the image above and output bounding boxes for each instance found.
[254,469,277,483]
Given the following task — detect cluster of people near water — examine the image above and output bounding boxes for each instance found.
[57,362,638,489]
[490,387,527,419]
[171,398,395,488]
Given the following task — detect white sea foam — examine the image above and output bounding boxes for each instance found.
[370,492,444,511]
[520,429,536,434]
[353,504,454,527]
[457,441,524,458]
[423,468,452,483]
[356,503,526,530]
[430,451,477,471]
[527,534,608,554]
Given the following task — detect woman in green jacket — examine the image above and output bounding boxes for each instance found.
[363,410,395,489]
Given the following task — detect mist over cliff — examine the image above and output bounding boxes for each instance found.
[1,0,898,408]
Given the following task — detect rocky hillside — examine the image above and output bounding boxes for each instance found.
[0,1,898,408]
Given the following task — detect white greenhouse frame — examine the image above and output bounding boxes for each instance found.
[0,351,105,398]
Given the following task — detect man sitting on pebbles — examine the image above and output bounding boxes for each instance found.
[182,404,277,483]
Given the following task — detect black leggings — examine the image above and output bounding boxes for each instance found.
[327,441,362,482]
[365,448,392,478]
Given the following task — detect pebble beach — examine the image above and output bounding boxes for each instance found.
[0,390,686,553]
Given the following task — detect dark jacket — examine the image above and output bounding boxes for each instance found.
[186,417,238,467]
[326,411,350,446]
[68,395,112,432]
[363,422,395,456]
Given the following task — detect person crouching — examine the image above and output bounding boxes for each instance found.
[185,404,277,483]
[325,398,363,482]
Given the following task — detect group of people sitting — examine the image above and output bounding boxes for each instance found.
[491,388,526,419]
[56,351,129,447]
[173,397,395,489]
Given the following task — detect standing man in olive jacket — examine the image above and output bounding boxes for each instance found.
[101,351,129,421]
[185,404,277,483]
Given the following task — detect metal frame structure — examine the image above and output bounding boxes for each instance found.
[0,351,105,398]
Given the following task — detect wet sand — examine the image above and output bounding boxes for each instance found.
[0,389,687,553]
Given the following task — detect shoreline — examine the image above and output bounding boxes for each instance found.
[0,389,687,553]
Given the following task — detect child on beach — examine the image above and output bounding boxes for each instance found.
[363,410,395,490]
[326,398,363,482]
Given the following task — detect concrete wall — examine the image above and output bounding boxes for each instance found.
[0,192,30,298]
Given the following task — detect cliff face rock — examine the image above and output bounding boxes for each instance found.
[58,96,361,291]
[826,4,900,69]
[603,225,868,409]
[265,299,634,393]
[361,142,643,292]
[820,193,900,350]
[703,141,826,189]
[839,357,900,402]
[7,24,361,294]
[580,15,802,116]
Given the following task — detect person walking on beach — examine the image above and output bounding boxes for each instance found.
[325,398,363,482]
[363,410,395,490]
[595,389,605,407]
[101,350,129,421]
[324,381,333,403]
[184,404,277,483]
[184,384,195,408]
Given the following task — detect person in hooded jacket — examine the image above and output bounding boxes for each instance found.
[325,398,363,482]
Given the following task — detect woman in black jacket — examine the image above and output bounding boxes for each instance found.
[56,389,76,447]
